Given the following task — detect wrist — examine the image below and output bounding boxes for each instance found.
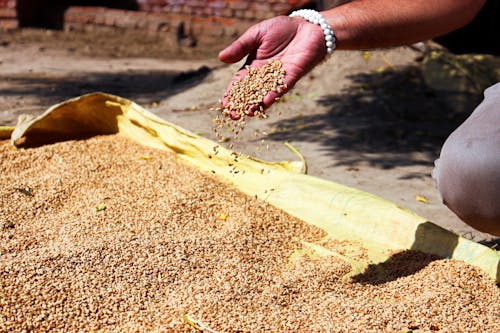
[289,9,336,57]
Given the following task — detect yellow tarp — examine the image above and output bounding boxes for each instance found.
[3,92,499,282]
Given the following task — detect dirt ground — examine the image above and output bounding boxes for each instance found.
[0,28,498,244]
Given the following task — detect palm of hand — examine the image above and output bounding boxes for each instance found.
[219,16,327,112]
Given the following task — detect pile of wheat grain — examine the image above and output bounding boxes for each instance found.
[1,135,499,332]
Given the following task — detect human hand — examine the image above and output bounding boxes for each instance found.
[218,15,327,117]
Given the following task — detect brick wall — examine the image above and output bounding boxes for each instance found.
[134,0,313,19]
[0,0,320,46]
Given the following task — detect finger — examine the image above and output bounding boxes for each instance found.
[218,25,261,64]
[241,49,257,70]
[229,110,239,120]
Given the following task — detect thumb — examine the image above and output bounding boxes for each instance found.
[218,25,261,64]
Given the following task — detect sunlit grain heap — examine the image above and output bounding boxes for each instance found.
[1,135,500,332]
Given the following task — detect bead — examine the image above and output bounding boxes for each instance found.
[290,9,336,58]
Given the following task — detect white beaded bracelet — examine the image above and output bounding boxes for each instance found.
[289,9,336,56]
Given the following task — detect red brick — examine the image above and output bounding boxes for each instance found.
[5,0,308,36]
[167,0,186,5]
[138,4,152,11]
[169,5,183,13]
[287,0,309,6]
[104,13,115,26]
[205,22,224,36]
[108,8,128,17]
[228,1,249,10]
[201,6,212,16]
[223,24,239,37]
[233,9,247,19]
[146,11,170,20]
[243,10,255,20]
[64,10,96,25]
[94,13,106,25]
[251,2,271,12]
[115,14,140,28]
[67,6,104,14]
[0,0,13,6]
[181,4,193,14]
[208,1,225,9]
[151,0,168,5]
[272,3,293,14]
[212,7,233,18]
[0,18,18,29]
[0,8,16,18]
[186,0,205,6]
[145,12,171,30]
[254,10,275,20]
[131,11,149,18]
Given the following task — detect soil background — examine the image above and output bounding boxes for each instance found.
[0,28,498,244]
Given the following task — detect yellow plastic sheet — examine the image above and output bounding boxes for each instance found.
[0,126,13,140]
[5,92,500,282]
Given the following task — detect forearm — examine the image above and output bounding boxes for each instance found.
[324,0,486,50]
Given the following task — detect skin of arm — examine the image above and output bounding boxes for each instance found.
[218,0,486,114]
[329,0,487,50]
